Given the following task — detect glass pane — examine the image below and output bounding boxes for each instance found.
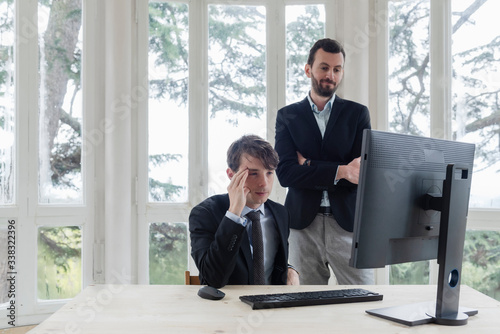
[452,0,500,208]
[38,0,83,204]
[286,5,325,105]
[148,2,189,203]
[389,261,429,285]
[0,0,15,205]
[149,222,187,284]
[462,230,500,301]
[388,0,430,136]
[207,5,266,196]
[37,226,82,300]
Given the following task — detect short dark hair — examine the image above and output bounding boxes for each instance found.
[227,135,279,172]
[307,38,346,66]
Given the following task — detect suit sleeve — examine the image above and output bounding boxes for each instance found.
[189,205,246,288]
[334,105,371,187]
[275,104,371,190]
[275,107,339,190]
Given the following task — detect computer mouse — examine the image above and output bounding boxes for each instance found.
[197,286,225,300]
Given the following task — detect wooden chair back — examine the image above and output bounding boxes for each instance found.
[184,270,201,285]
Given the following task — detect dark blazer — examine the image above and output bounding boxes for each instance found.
[275,96,371,232]
[189,194,290,288]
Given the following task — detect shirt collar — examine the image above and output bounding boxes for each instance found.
[307,92,336,114]
[242,203,265,217]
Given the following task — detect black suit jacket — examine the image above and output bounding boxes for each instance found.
[275,96,371,232]
[189,194,290,288]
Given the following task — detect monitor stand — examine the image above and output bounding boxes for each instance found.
[366,164,478,326]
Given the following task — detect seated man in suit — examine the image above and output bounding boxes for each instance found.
[189,134,300,288]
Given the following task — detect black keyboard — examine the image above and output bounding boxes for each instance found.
[240,288,382,310]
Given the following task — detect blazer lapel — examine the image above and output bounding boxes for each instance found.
[222,193,253,283]
[299,98,323,142]
[264,201,287,252]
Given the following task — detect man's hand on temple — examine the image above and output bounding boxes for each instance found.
[227,168,249,216]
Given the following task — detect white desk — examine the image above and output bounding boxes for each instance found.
[29,284,500,333]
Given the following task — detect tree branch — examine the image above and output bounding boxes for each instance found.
[452,0,487,34]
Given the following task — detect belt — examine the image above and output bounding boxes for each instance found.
[319,206,333,216]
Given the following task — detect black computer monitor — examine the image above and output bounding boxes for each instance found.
[350,129,477,326]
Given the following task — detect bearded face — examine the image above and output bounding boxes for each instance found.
[306,49,344,99]
[310,71,338,98]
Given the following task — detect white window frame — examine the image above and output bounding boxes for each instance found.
[136,0,339,284]
[372,0,500,284]
[0,0,96,327]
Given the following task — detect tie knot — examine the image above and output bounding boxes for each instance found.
[245,210,261,223]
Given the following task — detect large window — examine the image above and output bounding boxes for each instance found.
[141,1,499,294]
[1,2,498,327]
[451,0,500,300]
[386,0,500,300]
[148,2,189,204]
[286,5,325,105]
[387,0,431,286]
[451,0,500,209]
[141,0,330,285]
[387,0,500,209]
[207,4,267,196]
[36,0,84,300]
[1,0,92,327]
[146,1,190,285]
[38,0,83,204]
[387,0,430,137]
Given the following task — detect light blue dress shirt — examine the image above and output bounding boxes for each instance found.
[307,92,339,207]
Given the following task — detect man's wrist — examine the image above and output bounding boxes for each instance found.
[225,211,247,226]
[287,264,299,276]
[334,165,340,184]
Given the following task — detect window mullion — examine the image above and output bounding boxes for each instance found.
[136,0,150,285]
[189,1,209,206]
[429,0,452,139]
[16,0,40,324]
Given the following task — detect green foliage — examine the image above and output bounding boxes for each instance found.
[147,4,188,201]
[148,2,188,104]
[286,6,325,102]
[149,178,183,202]
[149,222,188,285]
[38,0,83,189]
[389,231,500,301]
[37,226,82,300]
[390,261,429,285]
[462,231,500,300]
[3,0,498,298]
[148,153,184,201]
[207,5,266,122]
[150,153,181,167]
[389,0,500,170]
[453,33,500,170]
[388,0,430,136]
[51,127,82,188]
